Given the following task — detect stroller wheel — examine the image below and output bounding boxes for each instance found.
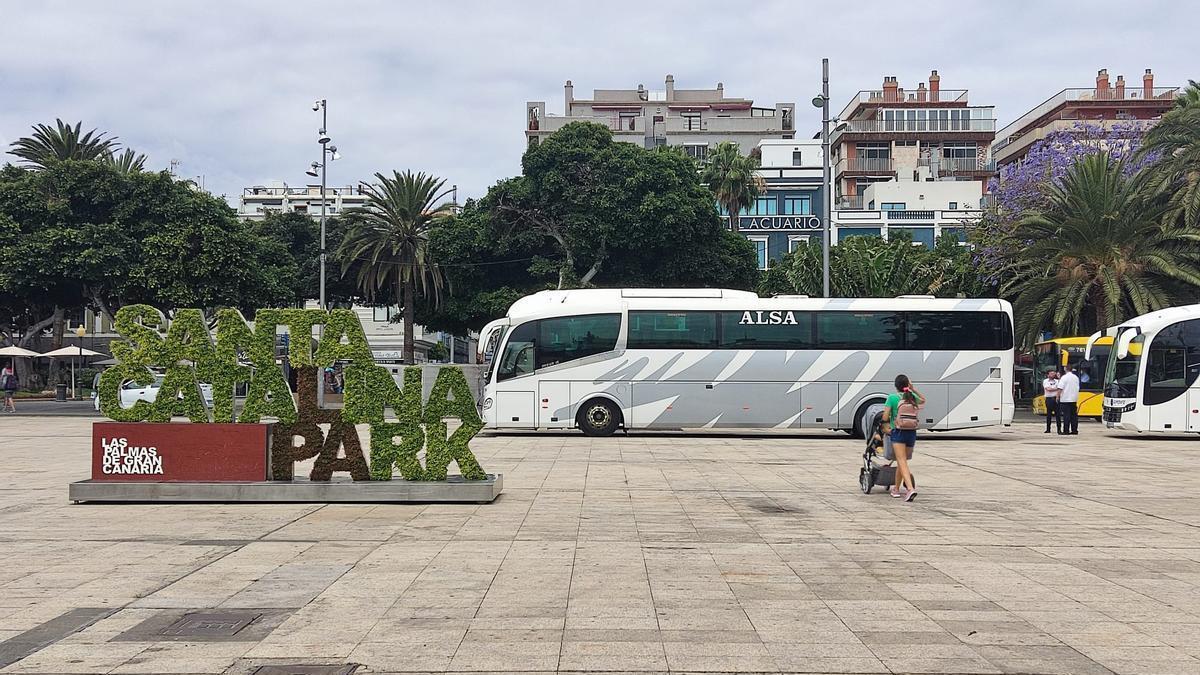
[858,468,873,494]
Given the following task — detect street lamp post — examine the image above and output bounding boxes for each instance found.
[313,99,331,311]
[812,58,832,298]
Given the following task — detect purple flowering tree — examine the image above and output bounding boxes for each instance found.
[989,121,1158,218]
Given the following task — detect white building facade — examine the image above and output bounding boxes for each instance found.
[238,182,369,221]
[832,179,986,247]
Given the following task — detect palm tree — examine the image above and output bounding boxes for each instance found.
[1172,80,1200,110]
[101,148,148,175]
[1001,153,1200,347]
[339,171,452,363]
[8,119,119,169]
[701,142,763,231]
[1140,97,1200,228]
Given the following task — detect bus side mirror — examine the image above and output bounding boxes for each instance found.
[1116,330,1138,359]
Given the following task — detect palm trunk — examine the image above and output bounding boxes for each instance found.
[403,277,415,365]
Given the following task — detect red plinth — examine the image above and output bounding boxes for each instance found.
[91,422,269,482]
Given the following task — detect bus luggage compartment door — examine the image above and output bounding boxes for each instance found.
[538,381,572,428]
[946,381,1001,428]
[496,390,537,428]
[1189,391,1200,432]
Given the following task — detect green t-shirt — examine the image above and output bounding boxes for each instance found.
[884,392,902,426]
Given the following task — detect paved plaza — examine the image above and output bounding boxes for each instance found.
[1,417,1200,674]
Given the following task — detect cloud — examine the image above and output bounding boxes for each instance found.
[1,0,1195,203]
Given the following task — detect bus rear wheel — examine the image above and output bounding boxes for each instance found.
[852,399,887,439]
[578,399,621,437]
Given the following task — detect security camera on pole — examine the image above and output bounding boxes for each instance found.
[308,99,341,405]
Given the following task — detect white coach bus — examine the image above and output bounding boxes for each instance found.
[475,289,1014,436]
[1089,303,1200,433]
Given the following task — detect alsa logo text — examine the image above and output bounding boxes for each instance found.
[738,311,798,325]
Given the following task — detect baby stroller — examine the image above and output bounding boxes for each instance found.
[858,411,915,494]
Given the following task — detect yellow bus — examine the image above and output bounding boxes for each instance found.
[1031,336,1112,419]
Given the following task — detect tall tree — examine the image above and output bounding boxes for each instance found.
[1140,94,1200,228]
[999,153,1200,347]
[701,141,763,231]
[101,148,148,175]
[338,171,451,363]
[8,119,120,169]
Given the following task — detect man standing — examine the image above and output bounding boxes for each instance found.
[1042,368,1061,434]
[1058,363,1081,435]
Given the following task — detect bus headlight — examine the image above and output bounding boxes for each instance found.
[481,397,493,411]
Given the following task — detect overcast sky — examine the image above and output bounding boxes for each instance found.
[2,1,1196,205]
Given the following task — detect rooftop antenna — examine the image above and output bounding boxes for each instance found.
[168,159,181,176]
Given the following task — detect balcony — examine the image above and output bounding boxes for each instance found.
[917,157,997,173]
[836,118,996,134]
[837,157,895,174]
[837,195,865,209]
[536,115,644,134]
[838,89,971,119]
[995,86,1180,148]
[887,210,936,221]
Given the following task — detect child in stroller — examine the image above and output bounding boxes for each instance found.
[858,410,915,494]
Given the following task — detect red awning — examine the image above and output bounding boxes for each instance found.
[711,103,752,111]
[667,105,710,112]
[591,105,644,111]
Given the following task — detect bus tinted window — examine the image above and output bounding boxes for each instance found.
[719,311,813,349]
[817,312,903,349]
[628,311,717,349]
[496,321,537,381]
[906,312,1013,350]
[1144,318,1200,405]
[537,314,621,368]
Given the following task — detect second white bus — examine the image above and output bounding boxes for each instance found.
[477,289,1014,436]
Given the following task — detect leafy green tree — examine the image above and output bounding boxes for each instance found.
[1172,80,1200,109]
[702,141,763,231]
[338,170,451,363]
[416,124,759,333]
[999,153,1200,347]
[252,211,360,308]
[8,119,120,169]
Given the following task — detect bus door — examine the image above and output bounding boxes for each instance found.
[1188,391,1200,432]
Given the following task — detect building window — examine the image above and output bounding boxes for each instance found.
[683,144,708,161]
[792,150,802,166]
[748,236,769,270]
[372,306,399,322]
[838,227,881,242]
[881,202,906,211]
[788,235,809,253]
[681,112,702,131]
[895,140,917,147]
[294,205,308,214]
[782,196,812,215]
[948,201,958,210]
[743,197,777,216]
[618,111,638,130]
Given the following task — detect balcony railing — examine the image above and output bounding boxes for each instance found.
[537,115,644,133]
[837,195,865,209]
[244,185,365,197]
[837,157,894,173]
[995,86,1180,145]
[886,210,936,220]
[837,118,996,134]
[838,89,971,119]
[917,157,996,173]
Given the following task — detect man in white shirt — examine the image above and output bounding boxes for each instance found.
[1042,368,1061,434]
[1058,363,1081,435]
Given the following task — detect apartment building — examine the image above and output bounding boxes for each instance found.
[832,180,986,247]
[737,139,826,269]
[238,182,369,221]
[993,69,1178,167]
[526,76,796,159]
[830,71,996,210]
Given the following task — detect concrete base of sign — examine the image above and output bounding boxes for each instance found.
[68,474,503,504]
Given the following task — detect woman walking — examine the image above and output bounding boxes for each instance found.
[1,363,18,413]
[882,374,924,502]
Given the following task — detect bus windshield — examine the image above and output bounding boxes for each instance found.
[1105,334,1144,398]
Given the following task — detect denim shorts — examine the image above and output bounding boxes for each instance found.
[890,428,917,448]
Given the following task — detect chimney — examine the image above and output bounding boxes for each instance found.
[564,80,574,113]
[883,76,898,103]
[716,82,724,99]
[916,82,927,102]
[1096,69,1110,99]
[929,70,940,102]
[1144,68,1154,98]
[1115,75,1126,99]
[665,74,675,102]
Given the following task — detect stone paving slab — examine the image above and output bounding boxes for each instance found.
[1,417,1200,673]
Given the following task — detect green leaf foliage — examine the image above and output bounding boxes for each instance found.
[421,367,486,481]
[315,308,374,366]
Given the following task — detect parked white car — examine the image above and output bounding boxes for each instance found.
[93,375,215,411]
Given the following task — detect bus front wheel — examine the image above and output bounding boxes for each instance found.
[578,399,622,437]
